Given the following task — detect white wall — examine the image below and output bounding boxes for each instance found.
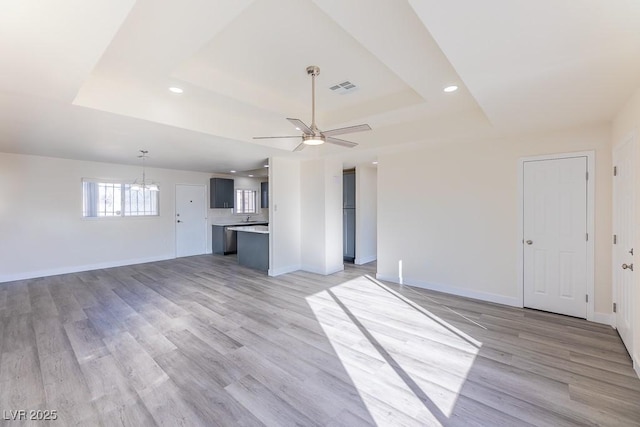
[355,165,377,265]
[377,124,612,314]
[612,86,640,376]
[268,157,301,276]
[324,159,343,274]
[0,152,212,282]
[300,159,343,275]
[301,160,326,272]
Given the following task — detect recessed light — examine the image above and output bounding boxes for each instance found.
[169,87,184,94]
[230,170,236,173]
[444,85,458,93]
[372,161,378,165]
[264,165,269,168]
[295,127,301,131]
[248,174,254,177]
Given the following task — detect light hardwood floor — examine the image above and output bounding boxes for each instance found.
[0,255,639,426]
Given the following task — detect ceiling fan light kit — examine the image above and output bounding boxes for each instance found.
[303,135,324,145]
[253,65,371,151]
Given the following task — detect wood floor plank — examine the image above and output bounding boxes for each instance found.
[84,305,127,338]
[100,401,157,427]
[27,281,59,318]
[122,314,177,358]
[154,348,263,426]
[64,319,109,363]
[229,344,370,424]
[164,329,245,388]
[568,384,640,425]
[3,314,37,352]
[0,346,45,410]
[103,332,169,394]
[48,281,87,324]
[3,285,31,317]
[569,351,638,378]
[66,276,100,309]
[0,288,7,311]
[33,315,73,357]
[40,350,100,425]
[171,315,242,355]
[225,374,319,427]
[137,377,208,427]
[79,354,141,414]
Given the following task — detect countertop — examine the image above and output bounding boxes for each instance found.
[211,221,268,226]
[226,225,269,234]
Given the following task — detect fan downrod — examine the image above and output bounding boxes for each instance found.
[306,65,320,76]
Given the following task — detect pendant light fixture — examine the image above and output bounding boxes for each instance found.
[131,150,159,192]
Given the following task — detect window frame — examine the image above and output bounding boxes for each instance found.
[82,178,160,219]
[234,188,257,215]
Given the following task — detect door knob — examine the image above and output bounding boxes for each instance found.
[622,263,634,271]
[525,240,533,245]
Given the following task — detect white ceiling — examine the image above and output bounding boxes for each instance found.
[1,0,639,173]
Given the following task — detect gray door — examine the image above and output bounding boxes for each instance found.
[344,208,355,259]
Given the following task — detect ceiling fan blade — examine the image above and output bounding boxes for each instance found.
[293,143,306,152]
[326,137,358,148]
[253,136,301,139]
[286,118,313,135]
[322,123,371,137]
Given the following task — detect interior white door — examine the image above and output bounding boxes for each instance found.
[613,138,635,356]
[176,184,207,258]
[523,157,588,318]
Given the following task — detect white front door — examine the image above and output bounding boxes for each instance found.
[613,137,635,356]
[176,184,207,258]
[523,157,588,318]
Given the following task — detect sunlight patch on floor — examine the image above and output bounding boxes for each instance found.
[306,275,481,425]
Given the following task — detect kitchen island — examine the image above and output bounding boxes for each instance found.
[226,225,269,271]
[211,221,268,255]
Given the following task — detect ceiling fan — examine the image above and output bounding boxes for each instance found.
[253,65,371,151]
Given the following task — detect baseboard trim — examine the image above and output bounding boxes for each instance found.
[591,312,615,327]
[0,255,173,284]
[269,264,300,277]
[375,274,521,308]
[634,357,640,379]
[355,255,377,265]
[301,264,345,276]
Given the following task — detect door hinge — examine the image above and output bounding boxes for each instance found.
[613,302,617,313]
[586,171,589,181]
[585,294,588,303]
[614,166,618,176]
[586,233,588,242]
[613,234,617,244]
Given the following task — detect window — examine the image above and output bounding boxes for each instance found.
[83,180,159,217]
[235,189,256,214]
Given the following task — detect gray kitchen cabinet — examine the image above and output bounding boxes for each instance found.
[213,223,268,255]
[261,181,269,208]
[343,171,356,262]
[343,208,355,261]
[212,225,236,255]
[236,231,269,271]
[210,178,234,208]
[343,172,355,208]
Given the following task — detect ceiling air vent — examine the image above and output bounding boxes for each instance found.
[329,81,357,94]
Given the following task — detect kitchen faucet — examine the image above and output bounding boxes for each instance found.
[246,216,251,222]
